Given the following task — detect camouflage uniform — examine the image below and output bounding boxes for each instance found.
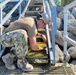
[0,29,28,59]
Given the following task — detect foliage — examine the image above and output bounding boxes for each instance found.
[54,0,61,5]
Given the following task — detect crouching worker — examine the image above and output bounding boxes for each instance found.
[0,13,50,71]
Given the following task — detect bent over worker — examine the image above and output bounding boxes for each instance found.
[0,13,50,71]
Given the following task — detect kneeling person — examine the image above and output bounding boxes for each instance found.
[0,13,50,71]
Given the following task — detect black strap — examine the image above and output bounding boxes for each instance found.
[34,18,38,30]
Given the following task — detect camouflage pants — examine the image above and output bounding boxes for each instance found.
[0,29,28,59]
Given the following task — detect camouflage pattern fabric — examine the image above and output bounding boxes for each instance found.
[0,29,28,59]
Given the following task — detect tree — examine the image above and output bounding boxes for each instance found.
[54,0,61,5]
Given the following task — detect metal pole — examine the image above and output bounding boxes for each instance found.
[0,7,2,35]
[51,6,57,63]
[63,9,68,63]
[19,0,21,18]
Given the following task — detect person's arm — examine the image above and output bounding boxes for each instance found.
[29,37,45,51]
[37,33,47,42]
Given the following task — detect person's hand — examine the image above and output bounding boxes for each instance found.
[41,34,47,42]
[39,46,46,51]
[42,47,46,50]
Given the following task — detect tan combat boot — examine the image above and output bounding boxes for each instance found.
[2,53,16,70]
[17,59,33,71]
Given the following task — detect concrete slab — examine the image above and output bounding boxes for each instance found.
[0,63,75,75]
[0,66,6,75]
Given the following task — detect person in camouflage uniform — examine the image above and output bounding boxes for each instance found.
[0,13,50,71]
[1,29,28,58]
[1,29,33,71]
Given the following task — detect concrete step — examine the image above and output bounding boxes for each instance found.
[25,11,43,17]
[0,63,75,75]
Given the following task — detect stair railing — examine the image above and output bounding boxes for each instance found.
[19,0,31,18]
[43,0,57,64]
[0,0,31,57]
[0,0,31,34]
[63,0,76,63]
